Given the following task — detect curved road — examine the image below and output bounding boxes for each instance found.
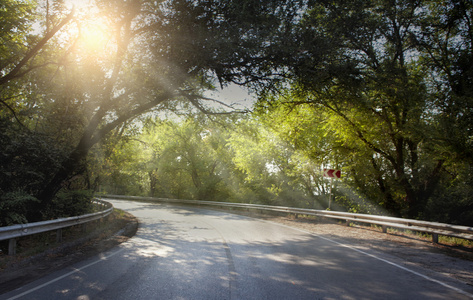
[2,199,473,299]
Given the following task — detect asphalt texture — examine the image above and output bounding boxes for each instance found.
[1,199,472,299]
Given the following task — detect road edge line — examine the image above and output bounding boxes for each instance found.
[5,248,125,300]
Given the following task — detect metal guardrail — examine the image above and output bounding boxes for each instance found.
[100,195,473,244]
[0,199,113,255]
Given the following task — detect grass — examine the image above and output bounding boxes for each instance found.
[364,224,473,249]
[437,235,473,248]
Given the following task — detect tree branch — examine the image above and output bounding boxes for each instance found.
[89,92,175,146]
[320,100,397,166]
[0,10,75,86]
[184,93,249,115]
[0,98,28,129]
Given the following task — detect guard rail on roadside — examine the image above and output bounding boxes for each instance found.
[100,194,473,244]
[0,199,113,255]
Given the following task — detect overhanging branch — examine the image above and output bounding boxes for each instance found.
[0,10,75,86]
[184,93,249,115]
[0,98,28,129]
[89,92,175,146]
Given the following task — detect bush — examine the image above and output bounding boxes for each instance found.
[43,190,94,219]
[0,191,39,226]
[424,191,473,226]
[0,120,66,197]
[422,166,473,226]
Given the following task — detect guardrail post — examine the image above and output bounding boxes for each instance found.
[382,225,388,233]
[8,238,16,256]
[432,233,439,244]
[56,228,63,243]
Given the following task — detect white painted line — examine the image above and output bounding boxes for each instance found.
[263,219,473,299]
[167,206,473,298]
[6,248,125,300]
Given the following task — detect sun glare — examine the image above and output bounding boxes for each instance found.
[61,0,113,57]
[78,20,111,53]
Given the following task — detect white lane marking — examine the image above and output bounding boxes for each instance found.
[10,202,471,299]
[6,248,126,300]
[262,219,473,299]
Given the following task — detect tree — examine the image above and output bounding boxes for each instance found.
[255,95,383,212]
[93,112,326,207]
[93,114,239,201]
[0,1,74,187]
[0,0,304,222]
[413,0,473,223]
[32,0,306,205]
[0,1,74,88]
[414,0,473,161]
[225,114,323,207]
[0,0,306,218]
[256,0,473,218]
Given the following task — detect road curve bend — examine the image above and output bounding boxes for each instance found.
[2,199,472,299]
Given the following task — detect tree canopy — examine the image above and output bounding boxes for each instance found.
[1,0,472,226]
[255,0,473,221]
[1,0,303,221]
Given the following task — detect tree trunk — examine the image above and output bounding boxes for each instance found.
[36,143,89,205]
[149,170,158,197]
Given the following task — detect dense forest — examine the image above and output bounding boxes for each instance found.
[1,0,472,226]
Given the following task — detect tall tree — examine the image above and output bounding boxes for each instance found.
[415,0,473,162]
[257,0,471,218]
[92,114,239,201]
[0,0,306,221]
[11,0,304,207]
[1,1,74,189]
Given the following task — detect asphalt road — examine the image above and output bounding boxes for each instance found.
[2,199,473,299]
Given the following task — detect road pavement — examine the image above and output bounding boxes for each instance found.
[2,199,473,299]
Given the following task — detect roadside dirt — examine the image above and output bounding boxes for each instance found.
[0,210,138,294]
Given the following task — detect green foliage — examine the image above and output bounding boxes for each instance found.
[0,118,66,196]
[251,0,473,221]
[422,164,473,226]
[1,0,472,226]
[93,113,326,208]
[0,190,39,226]
[42,190,94,219]
[2,0,304,210]
[0,0,37,72]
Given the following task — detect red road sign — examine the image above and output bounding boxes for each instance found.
[323,169,341,178]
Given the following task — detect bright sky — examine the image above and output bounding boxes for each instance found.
[62,0,256,110]
[64,0,92,10]
[205,84,256,110]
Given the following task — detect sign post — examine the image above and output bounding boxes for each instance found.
[323,169,341,209]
